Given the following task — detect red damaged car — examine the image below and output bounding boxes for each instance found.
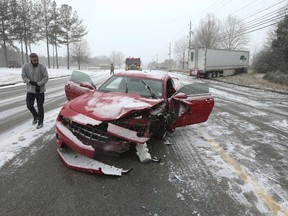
[55,70,214,176]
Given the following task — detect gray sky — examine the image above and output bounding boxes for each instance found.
[32,0,287,65]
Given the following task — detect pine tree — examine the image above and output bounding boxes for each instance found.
[12,0,42,63]
[0,0,13,67]
[38,0,54,68]
[59,4,88,69]
[49,1,64,69]
[272,15,288,72]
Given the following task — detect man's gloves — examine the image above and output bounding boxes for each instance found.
[29,81,41,92]
[29,81,38,86]
[35,85,41,93]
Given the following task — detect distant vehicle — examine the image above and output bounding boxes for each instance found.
[188,48,249,78]
[8,60,21,68]
[99,64,111,69]
[125,57,142,70]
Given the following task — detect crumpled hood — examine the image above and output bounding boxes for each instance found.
[69,91,163,121]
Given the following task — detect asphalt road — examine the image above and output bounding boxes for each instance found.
[0,74,288,216]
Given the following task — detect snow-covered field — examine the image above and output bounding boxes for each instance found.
[0,67,73,86]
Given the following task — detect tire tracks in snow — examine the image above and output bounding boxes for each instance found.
[167,127,254,215]
[199,128,288,216]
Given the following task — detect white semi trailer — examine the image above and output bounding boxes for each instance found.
[188,48,249,78]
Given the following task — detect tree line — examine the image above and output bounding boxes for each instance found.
[0,0,87,69]
[171,11,288,85]
[253,14,288,84]
[172,14,250,70]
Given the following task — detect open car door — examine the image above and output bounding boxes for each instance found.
[171,82,214,128]
[65,71,96,101]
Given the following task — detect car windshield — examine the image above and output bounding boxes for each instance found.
[98,75,163,98]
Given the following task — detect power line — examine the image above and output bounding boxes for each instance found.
[241,0,286,21]
[231,0,262,16]
[191,0,226,20]
[240,5,287,35]
[169,0,227,43]
[243,13,286,32]
[244,5,287,27]
[169,0,287,61]
[241,21,282,35]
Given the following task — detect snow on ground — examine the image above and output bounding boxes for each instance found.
[0,67,73,86]
[1,67,288,214]
[0,67,71,169]
[0,67,110,170]
[0,107,61,168]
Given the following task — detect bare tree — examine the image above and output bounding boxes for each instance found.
[109,51,125,68]
[174,36,188,69]
[70,39,90,70]
[219,15,249,50]
[193,14,221,48]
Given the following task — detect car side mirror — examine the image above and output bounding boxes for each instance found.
[80,82,95,90]
[174,92,188,99]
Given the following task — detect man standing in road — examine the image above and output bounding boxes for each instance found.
[22,53,49,129]
[110,63,114,75]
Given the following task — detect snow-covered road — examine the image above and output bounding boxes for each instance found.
[1,68,288,215]
[166,78,288,215]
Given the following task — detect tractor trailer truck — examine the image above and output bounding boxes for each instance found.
[188,48,249,78]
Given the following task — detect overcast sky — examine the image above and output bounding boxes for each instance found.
[32,0,287,65]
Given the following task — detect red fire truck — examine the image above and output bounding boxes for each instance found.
[125,57,142,70]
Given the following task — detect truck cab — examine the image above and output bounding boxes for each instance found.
[125,57,142,70]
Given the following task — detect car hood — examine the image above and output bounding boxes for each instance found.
[69,91,163,121]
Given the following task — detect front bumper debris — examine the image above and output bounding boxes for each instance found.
[57,147,131,176]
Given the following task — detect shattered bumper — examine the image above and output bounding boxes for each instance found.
[55,108,150,159]
[57,147,131,176]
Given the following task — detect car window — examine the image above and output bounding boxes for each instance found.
[98,76,163,98]
[166,78,176,98]
[177,82,209,95]
[103,76,124,90]
[70,70,95,88]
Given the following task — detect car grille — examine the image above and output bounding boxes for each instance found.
[62,117,111,143]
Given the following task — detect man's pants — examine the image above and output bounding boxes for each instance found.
[26,92,45,123]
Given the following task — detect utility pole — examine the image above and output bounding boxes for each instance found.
[168,42,171,71]
[189,21,192,49]
[187,21,192,70]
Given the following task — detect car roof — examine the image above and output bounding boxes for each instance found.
[115,70,170,81]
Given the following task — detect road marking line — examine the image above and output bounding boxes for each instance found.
[199,128,288,216]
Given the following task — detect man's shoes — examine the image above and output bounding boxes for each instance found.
[36,122,43,129]
[32,118,38,125]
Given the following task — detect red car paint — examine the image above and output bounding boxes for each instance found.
[55,70,214,173]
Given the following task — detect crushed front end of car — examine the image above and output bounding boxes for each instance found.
[55,99,167,175]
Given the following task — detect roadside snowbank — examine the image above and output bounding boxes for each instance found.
[0,68,73,86]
